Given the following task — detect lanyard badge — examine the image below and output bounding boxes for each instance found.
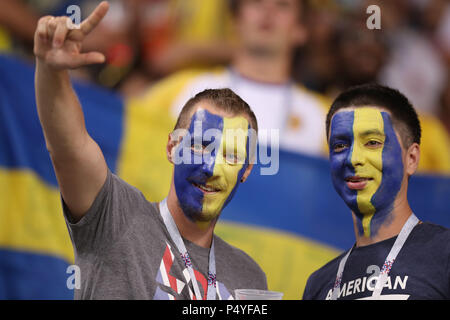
[159,198,217,300]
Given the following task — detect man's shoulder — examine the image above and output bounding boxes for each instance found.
[414,221,450,245]
[420,221,450,231]
[104,170,161,219]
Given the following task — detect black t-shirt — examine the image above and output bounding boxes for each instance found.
[303,222,450,300]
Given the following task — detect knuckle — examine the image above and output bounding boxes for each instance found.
[54,16,70,32]
[36,26,47,39]
[38,15,53,24]
[36,27,45,36]
[56,16,68,24]
[55,21,67,32]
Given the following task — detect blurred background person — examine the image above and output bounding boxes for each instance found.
[292,0,340,96]
[369,0,450,173]
[137,0,234,76]
[332,18,388,98]
[129,0,330,159]
[419,0,450,67]
[119,0,236,96]
[373,0,447,117]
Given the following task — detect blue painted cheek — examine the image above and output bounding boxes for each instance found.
[174,146,204,220]
[329,112,359,214]
[330,148,360,215]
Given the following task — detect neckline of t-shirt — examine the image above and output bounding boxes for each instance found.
[153,201,212,259]
[184,237,212,259]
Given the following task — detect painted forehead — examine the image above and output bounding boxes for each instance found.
[188,108,250,134]
[330,107,395,137]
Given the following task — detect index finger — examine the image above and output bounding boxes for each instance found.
[80,1,109,35]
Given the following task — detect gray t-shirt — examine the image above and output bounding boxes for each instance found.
[63,169,267,300]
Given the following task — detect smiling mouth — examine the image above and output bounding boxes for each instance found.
[192,182,221,194]
[345,176,373,190]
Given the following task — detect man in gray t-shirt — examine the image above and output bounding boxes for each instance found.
[34,2,266,300]
[64,170,266,299]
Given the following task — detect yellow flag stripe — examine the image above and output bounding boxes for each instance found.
[0,168,74,263]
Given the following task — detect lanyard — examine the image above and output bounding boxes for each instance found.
[330,213,419,300]
[159,198,217,300]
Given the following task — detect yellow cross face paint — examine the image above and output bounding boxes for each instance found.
[173,109,251,227]
[329,107,404,238]
[202,116,249,222]
[352,108,385,236]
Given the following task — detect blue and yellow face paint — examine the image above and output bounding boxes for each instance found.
[173,108,250,226]
[329,107,404,238]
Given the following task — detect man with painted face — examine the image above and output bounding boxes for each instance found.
[303,84,450,300]
[33,2,266,299]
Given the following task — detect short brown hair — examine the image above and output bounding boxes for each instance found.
[173,88,258,132]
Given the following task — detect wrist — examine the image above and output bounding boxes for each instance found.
[36,57,69,74]
[36,57,71,81]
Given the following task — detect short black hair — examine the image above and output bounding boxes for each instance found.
[174,88,258,132]
[326,84,421,148]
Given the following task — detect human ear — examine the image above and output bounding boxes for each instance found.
[405,143,420,176]
[240,164,254,183]
[166,133,178,164]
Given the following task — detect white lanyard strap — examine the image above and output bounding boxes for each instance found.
[330,213,419,300]
[159,199,217,300]
[331,245,352,300]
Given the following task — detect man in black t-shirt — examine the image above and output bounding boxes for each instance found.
[303,84,450,300]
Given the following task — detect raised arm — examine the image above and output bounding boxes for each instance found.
[34,2,110,221]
